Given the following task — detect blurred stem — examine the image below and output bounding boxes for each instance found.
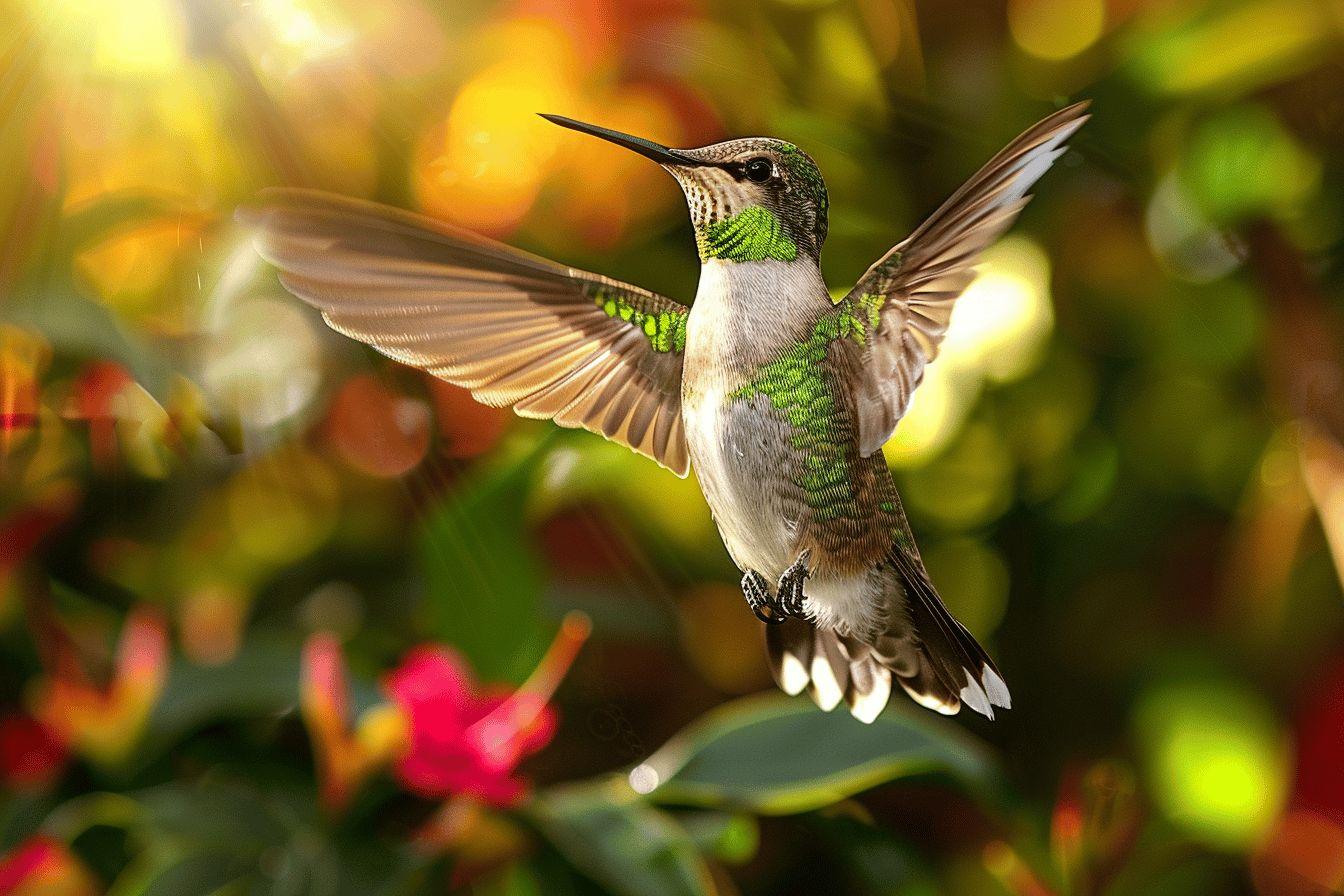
[41,791,145,842]
[1244,220,1344,587]
[1244,220,1344,443]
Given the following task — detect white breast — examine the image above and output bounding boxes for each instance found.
[682,259,827,579]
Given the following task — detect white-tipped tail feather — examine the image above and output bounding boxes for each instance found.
[767,618,1010,724]
[764,544,1012,724]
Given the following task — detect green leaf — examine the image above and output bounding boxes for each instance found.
[633,694,995,815]
[139,854,251,896]
[4,286,175,396]
[418,438,553,683]
[673,810,758,865]
[133,780,295,851]
[140,638,301,762]
[528,781,716,896]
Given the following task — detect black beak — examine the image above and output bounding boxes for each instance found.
[539,114,700,166]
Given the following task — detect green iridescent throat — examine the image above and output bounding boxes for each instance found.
[728,293,887,520]
[590,287,687,353]
[697,206,797,263]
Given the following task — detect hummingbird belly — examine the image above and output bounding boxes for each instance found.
[684,384,804,581]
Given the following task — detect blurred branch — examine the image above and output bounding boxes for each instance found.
[0,19,60,293]
[177,0,314,188]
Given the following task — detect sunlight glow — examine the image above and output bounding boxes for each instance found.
[249,0,355,68]
[886,235,1053,466]
[37,0,186,76]
[414,19,579,235]
[944,235,1054,382]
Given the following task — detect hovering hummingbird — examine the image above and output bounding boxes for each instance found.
[245,101,1088,724]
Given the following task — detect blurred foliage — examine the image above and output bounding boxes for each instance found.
[1,0,1344,893]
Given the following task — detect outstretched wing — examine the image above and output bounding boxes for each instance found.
[841,102,1090,456]
[241,189,691,476]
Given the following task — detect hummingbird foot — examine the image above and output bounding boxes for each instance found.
[742,570,784,625]
[741,550,812,624]
[776,549,812,618]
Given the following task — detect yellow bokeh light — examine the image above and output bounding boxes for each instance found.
[226,446,341,567]
[75,220,198,322]
[886,235,1054,467]
[552,86,684,248]
[1008,0,1105,62]
[883,365,971,468]
[1130,0,1333,96]
[943,235,1054,382]
[816,11,884,107]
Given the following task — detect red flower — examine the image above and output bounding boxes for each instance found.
[386,613,590,807]
[62,361,133,470]
[0,715,67,790]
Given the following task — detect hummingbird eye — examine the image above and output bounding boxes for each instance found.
[743,158,774,184]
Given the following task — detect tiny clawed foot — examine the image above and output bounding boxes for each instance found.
[742,570,784,625]
[740,551,813,624]
[776,549,812,618]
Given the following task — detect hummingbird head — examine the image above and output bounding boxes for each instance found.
[541,115,828,264]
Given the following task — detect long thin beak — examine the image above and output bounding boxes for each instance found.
[539,114,699,166]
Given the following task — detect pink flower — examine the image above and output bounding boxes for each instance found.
[0,836,97,896]
[299,613,589,812]
[386,613,590,807]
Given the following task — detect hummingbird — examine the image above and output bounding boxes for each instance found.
[245,101,1088,724]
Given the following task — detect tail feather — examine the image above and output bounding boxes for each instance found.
[807,627,849,711]
[766,621,895,723]
[764,620,813,696]
[844,653,893,724]
[889,546,1010,720]
[762,552,1010,724]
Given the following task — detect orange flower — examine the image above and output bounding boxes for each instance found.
[29,606,169,767]
[301,633,408,812]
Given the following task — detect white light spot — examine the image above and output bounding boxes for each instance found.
[628,764,660,795]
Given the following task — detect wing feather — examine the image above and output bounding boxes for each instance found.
[241,189,691,475]
[842,102,1090,456]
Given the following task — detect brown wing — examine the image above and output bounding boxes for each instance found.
[240,189,691,476]
[843,102,1090,456]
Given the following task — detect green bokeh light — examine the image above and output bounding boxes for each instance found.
[1134,673,1288,851]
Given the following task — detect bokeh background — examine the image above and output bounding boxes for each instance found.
[3,0,1344,893]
